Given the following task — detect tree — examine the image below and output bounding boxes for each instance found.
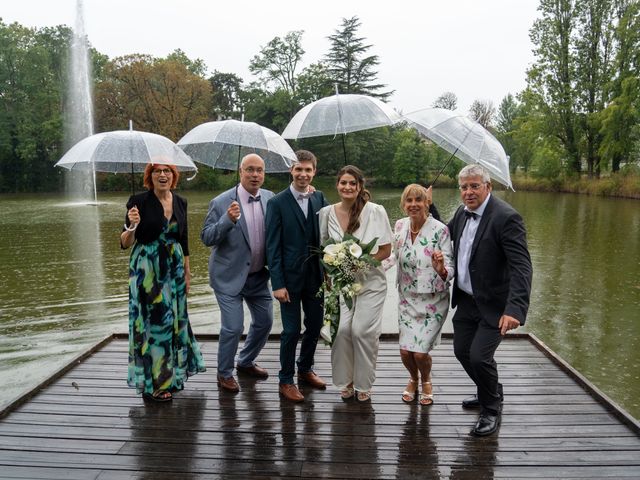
[249,31,304,96]
[209,71,244,120]
[469,99,496,128]
[95,53,212,141]
[599,76,640,170]
[599,0,640,171]
[241,83,292,133]
[432,91,458,110]
[495,94,521,171]
[392,129,431,185]
[324,16,393,99]
[0,21,71,192]
[295,62,334,105]
[165,48,207,77]
[528,0,581,172]
[574,0,615,177]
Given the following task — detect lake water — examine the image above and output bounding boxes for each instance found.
[1,188,638,419]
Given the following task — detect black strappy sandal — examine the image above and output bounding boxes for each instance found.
[142,390,172,403]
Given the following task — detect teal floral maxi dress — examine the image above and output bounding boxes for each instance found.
[127,216,205,396]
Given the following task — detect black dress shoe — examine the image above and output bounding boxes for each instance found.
[461,395,481,409]
[471,413,501,436]
[462,387,504,409]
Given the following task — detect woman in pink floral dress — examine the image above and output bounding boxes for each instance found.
[392,184,454,405]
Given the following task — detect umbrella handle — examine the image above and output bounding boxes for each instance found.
[429,150,458,188]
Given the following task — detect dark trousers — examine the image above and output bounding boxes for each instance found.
[278,281,323,384]
[452,291,503,415]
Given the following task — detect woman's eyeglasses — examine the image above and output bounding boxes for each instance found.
[152,168,173,175]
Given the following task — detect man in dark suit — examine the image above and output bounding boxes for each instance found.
[265,150,329,402]
[448,164,532,436]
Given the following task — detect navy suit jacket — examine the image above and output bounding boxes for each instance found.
[201,186,274,296]
[265,188,328,294]
[448,195,532,326]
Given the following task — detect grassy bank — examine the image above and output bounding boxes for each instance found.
[511,171,640,199]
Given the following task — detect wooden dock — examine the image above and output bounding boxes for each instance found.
[0,333,638,479]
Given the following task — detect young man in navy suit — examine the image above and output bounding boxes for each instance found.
[265,150,329,402]
[448,164,532,436]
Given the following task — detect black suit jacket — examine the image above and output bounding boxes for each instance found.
[123,189,189,255]
[265,188,328,294]
[448,195,532,326]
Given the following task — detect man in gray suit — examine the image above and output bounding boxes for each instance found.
[201,154,275,393]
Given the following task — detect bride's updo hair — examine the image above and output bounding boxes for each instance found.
[337,165,370,234]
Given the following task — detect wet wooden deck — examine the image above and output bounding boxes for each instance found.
[0,333,638,479]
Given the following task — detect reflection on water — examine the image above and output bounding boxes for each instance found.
[396,407,440,478]
[0,190,638,421]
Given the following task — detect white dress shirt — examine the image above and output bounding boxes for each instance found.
[289,184,310,218]
[457,193,491,295]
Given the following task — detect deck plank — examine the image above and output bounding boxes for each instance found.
[0,336,638,479]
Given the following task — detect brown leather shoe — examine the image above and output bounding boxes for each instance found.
[217,375,240,393]
[298,371,327,390]
[236,363,269,379]
[279,383,304,402]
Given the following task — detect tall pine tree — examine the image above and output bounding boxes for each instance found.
[324,16,393,99]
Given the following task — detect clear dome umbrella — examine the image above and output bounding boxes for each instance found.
[177,119,296,173]
[282,87,401,163]
[403,108,513,190]
[55,127,198,194]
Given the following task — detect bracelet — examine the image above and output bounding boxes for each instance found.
[124,223,137,232]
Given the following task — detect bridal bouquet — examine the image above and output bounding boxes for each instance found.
[318,233,380,345]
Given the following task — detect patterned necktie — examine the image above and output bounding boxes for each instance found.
[248,195,261,203]
[297,192,310,200]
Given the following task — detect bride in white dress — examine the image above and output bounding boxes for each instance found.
[318,165,392,402]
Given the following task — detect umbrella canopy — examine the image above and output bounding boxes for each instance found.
[177,119,296,173]
[55,129,198,173]
[403,108,512,189]
[282,93,401,139]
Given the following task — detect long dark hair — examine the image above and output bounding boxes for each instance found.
[337,165,371,234]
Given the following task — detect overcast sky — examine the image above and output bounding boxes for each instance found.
[2,0,541,115]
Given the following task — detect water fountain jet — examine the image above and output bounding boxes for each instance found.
[64,0,97,204]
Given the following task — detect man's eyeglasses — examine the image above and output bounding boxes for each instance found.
[458,183,485,192]
[152,168,173,175]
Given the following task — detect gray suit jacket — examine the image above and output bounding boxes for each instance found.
[201,186,274,296]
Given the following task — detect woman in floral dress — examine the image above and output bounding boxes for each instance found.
[319,165,392,402]
[120,163,205,402]
[392,184,453,405]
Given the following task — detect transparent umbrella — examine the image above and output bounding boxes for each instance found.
[177,119,296,173]
[282,88,401,162]
[403,108,513,189]
[55,128,198,193]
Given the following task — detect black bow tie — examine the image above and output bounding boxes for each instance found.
[464,210,478,219]
[248,195,261,203]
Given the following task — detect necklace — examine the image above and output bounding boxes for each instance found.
[410,224,423,235]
